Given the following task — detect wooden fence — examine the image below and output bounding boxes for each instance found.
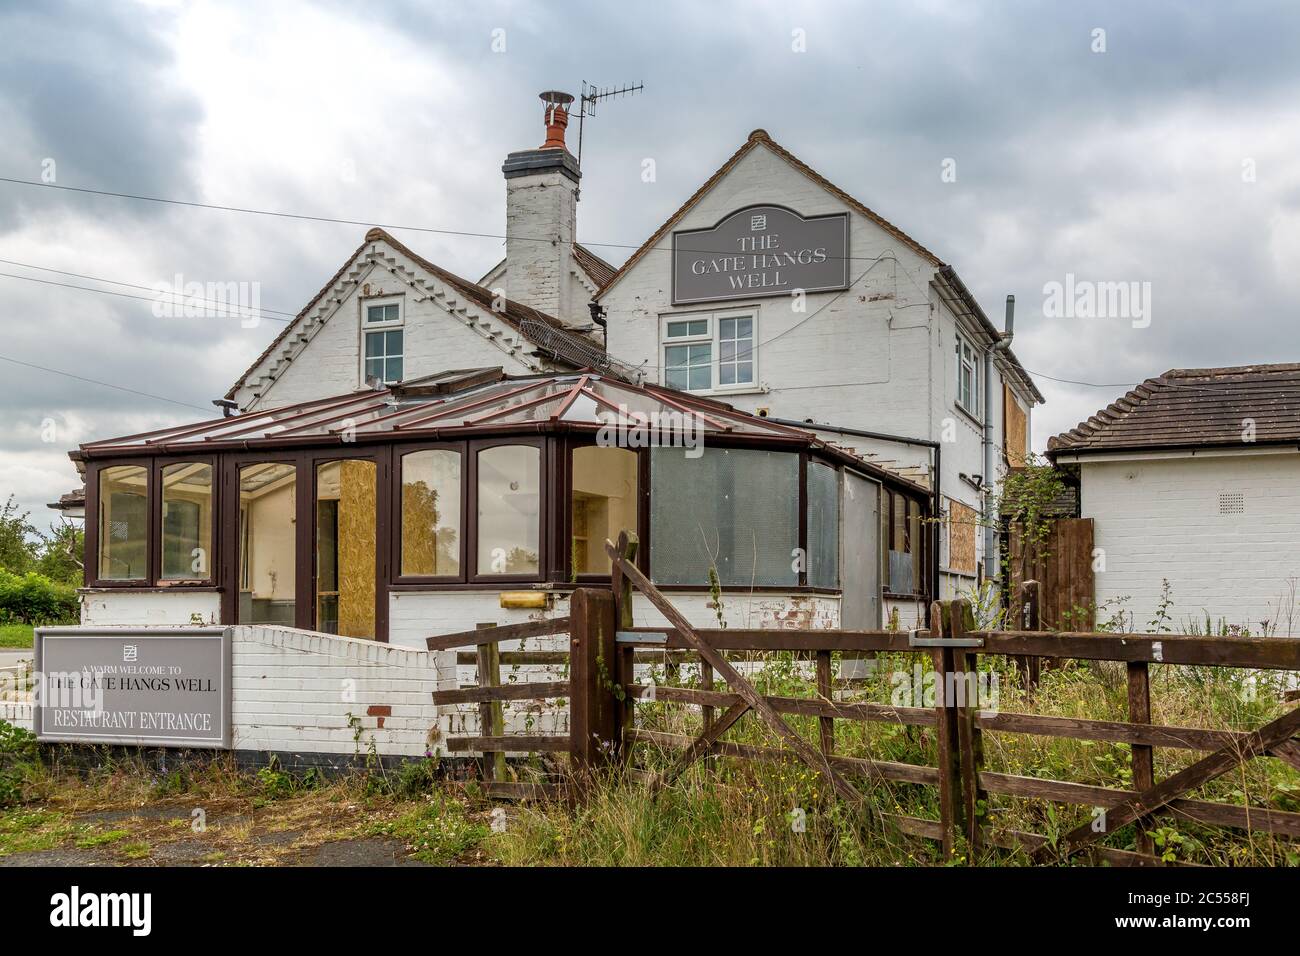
[426,532,1300,865]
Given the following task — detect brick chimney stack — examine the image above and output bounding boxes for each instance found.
[501,92,581,322]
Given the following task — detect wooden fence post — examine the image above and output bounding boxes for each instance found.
[951,598,986,854]
[475,623,507,783]
[610,531,638,758]
[1127,661,1157,858]
[1018,580,1042,693]
[570,587,619,775]
[931,600,964,859]
[815,650,834,756]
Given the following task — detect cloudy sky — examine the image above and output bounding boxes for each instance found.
[2,0,1298,528]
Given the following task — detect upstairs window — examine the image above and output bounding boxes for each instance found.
[662,311,756,392]
[955,333,981,418]
[363,299,403,384]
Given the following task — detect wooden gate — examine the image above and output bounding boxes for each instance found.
[424,532,1300,865]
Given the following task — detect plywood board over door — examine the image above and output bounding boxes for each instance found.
[338,459,377,638]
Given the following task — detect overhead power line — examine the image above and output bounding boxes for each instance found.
[0,175,897,266]
[0,257,299,319]
[0,353,211,412]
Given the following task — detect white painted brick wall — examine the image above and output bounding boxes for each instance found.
[81,590,221,627]
[392,588,841,742]
[597,142,1033,584]
[236,242,545,412]
[505,168,578,321]
[1082,452,1300,632]
[1,699,32,730]
[230,625,438,757]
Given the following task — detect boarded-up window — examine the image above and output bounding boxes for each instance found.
[947,498,977,574]
[1003,385,1028,466]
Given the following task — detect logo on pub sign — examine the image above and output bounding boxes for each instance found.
[671,204,849,305]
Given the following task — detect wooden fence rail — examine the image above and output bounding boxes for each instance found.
[425,532,1300,865]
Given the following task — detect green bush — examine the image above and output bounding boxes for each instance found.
[0,569,78,625]
[0,720,41,807]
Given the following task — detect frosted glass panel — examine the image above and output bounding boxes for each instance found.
[650,447,798,586]
[806,462,840,589]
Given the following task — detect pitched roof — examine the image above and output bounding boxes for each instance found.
[479,242,618,292]
[225,229,612,401]
[571,243,617,288]
[596,129,943,299]
[1048,364,1300,456]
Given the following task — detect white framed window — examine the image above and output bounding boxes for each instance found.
[661,310,756,393]
[955,332,981,418]
[362,298,403,384]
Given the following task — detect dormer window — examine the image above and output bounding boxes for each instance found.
[362,298,403,385]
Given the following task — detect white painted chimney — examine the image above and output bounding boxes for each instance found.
[501,91,580,321]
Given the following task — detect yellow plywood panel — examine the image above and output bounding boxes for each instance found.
[337,460,376,638]
[1004,385,1028,466]
[948,498,978,575]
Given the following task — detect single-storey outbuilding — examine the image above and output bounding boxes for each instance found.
[1049,363,1300,633]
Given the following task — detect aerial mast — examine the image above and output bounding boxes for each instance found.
[574,80,644,199]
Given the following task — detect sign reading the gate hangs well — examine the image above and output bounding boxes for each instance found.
[34,628,232,748]
[672,205,849,305]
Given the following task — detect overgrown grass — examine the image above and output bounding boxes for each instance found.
[1,650,1297,867]
[0,624,33,648]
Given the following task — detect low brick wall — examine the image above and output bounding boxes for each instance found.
[230,625,439,758]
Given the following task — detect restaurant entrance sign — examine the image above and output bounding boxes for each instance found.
[672,204,849,305]
[33,627,232,748]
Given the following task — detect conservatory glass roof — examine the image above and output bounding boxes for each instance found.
[81,370,817,452]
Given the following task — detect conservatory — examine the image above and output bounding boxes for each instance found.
[74,369,933,645]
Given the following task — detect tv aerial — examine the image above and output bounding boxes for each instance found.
[574,80,644,196]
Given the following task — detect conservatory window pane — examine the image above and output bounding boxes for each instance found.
[98,465,147,580]
[650,447,798,586]
[476,445,540,575]
[161,463,213,580]
[238,463,297,625]
[571,446,639,575]
[806,462,840,589]
[401,450,462,576]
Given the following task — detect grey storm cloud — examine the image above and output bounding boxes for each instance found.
[2,0,1300,526]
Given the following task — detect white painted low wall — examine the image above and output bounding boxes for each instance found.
[1,698,33,731]
[395,589,843,742]
[80,590,221,627]
[230,625,438,758]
